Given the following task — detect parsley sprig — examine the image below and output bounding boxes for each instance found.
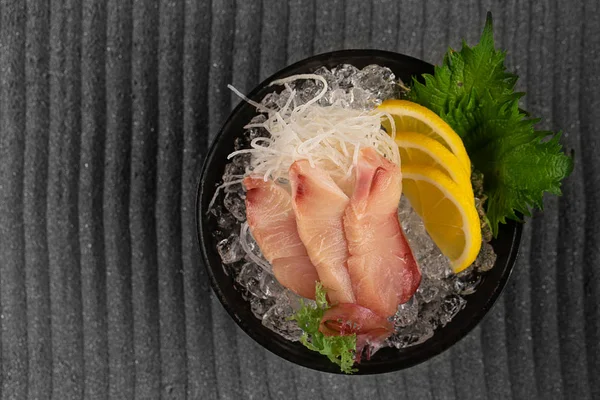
[290,283,357,374]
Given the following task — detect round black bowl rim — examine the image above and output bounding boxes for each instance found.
[196,49,523,375]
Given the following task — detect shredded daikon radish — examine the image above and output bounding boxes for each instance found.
[227,74,400,186]
[227,84,268,112]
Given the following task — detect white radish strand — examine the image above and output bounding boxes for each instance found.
[227,84,269,113]
[213,74,401,275]
[210,74,399,214]
[228,76,399,184]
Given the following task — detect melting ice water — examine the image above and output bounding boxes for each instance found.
[208,64,496,348]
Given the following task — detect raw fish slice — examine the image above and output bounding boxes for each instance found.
[244,177,319,299]
[335,172,356,198]
[344,148,421,317]
[289,161,356,304]
[320,303,393,336]
[245,177,307,261]
[319,159,357,197]
[320,303,393,362]
[271,256,318,299]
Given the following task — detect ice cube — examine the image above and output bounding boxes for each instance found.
[212,229,226,242]
[388,320,435,349]
[217,234,244,264]
[223,192,246,221]
[260,274,284,298]
[416,277,450,304]
[296,79,322,105]
[473,241,497,272]
[261,92,281,110]
[349,87,375,110]
[232,153,251,168]
[247,126,269,141]
[420,251,452,279]
[216,213,237,231]
[262,295,303,341]
[236,262,267,299]
[249,114,267,124]
[352,65,396,99]
[332,64,359,89]
[387,332,420,349]
[221,259,244,277]
[233,136,247,151]
[314,66,337,89]
[329,88,350,107]
[275,88,294,109]
[392,296,419,328]
[410,234,436,266]
[399,200,430,257]
[223,163,244,179]
[398,196,413,221]
[209,204,223,218]
[453,268,482,295]
[416,282,439,304]
[250,297,276,319]
[240,225,271,271]
[224,182,243,194]
[399,197,452,277]
[437,295,466,327]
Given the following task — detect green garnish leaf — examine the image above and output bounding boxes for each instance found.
[409,12,574,235]
[290,282,357,374]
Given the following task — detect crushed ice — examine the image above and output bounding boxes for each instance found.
[208,64,496,348]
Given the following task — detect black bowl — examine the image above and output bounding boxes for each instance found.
[196,50,522,374]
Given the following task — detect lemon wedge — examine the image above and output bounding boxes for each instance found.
[395,131,474,204]
[401,165,482,273]
[378,99,471,174]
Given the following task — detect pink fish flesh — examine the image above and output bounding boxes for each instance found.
[244,176,319,299]
[289,160,356,305]
[343,148,421,317]
[320,302,394,362]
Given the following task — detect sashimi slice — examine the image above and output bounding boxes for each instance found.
[244,177,319,299]
[320,303,394,362]
[272,256,319,299]
[320,303,393,336]
[344,147,421,317]
[334,170,357,198]
[289,161,356,304]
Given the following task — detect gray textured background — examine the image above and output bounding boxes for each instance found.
[0,0,598,399]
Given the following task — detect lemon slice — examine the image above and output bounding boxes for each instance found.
[401,165,481,273]
[378,99,471,174]
[395,132,474,204]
